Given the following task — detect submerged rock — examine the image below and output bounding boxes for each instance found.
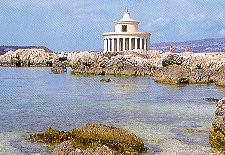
[176,78,189,85]
[100,78,111,82]
[29,123,147,155]
[181,128,208,133]
[209,97,225,154]
[203,98,219,103]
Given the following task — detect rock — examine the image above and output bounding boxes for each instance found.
[100,78,111,82]
[2,49,225,87]
[30,123,147,155]
[51,62,67,74]
[99,70,106,75]
[209,97,225,154]
[176,78,189,85]
[29,127,72,145]
[52,141,113,155]
[162,54,184,67]
[0,48,57,67]
[181,128,208,133]
[92,145,113,155]
[52,141,75,155]
[70,50,159,76]
[203,98,219,103]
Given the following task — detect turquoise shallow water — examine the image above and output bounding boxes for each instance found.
[0,67,224,155]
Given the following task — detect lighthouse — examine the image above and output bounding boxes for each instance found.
[102,8,150,52]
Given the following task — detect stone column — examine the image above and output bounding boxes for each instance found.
[144,38,147,50]
[104,38,107,52]
[129,38,132,51]
[135,38,138,50]
[117,38,120,52]
[140,38,143,50]
[148,38,150,50]
[112,38,115,52]
[123,38,126,51]
[147,38,150,50]
[107,38,111,51]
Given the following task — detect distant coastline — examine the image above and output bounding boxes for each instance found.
[0,46,52,55]
[1,38,224,55]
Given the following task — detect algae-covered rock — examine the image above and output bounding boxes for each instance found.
[30,127,72,145]
[209,97,225,154]
[100,78,111,82]
[29,123,147,155]
[203,98,219,103]
[182,128,208,133]
[176,78,189,85]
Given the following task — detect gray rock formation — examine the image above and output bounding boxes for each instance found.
[51,141,113,155]
[162,54,184,67]
[0,48,57,67]
[151,52,225,86]
[69,50,161,76]
[1,48,225,86]
[67,50,225,86]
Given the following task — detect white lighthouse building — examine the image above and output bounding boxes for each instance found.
[102,8,150,52]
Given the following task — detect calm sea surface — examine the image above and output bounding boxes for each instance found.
[0,67,224,155]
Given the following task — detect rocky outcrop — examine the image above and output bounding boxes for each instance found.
[152,52,225,86]
[1,49,225,86]
[0,49,57,67]
[162,54,184,67]
[68,51,225,86]
[69,50,163,76]
[209,97,225,154]
[29,123,147,155]
[51,61,67,74]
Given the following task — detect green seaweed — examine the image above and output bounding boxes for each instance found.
[29,123,147,155]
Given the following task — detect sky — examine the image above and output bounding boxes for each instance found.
[0,0,225,51]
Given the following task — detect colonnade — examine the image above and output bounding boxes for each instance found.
[103,37,150,52]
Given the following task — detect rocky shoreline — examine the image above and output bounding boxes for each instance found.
[1,49,225,154]
[67,50,225,87]
[1,48,225,86]
[0,48,57,67]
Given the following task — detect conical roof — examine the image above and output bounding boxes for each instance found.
[119,7,136,22]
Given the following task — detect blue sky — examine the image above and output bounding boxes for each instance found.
[1,0,225,51]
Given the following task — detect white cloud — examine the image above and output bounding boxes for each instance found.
[188,13,207,22]
[216,13,225,22]
[219,29,225,36]
[178,27,188,36]
[152,17,170,27]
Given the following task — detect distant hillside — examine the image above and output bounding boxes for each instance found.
[0,46,53,55]
[151,38,225,52]
[1,38,224,55]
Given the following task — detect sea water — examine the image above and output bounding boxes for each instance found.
[0,67,224,155]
